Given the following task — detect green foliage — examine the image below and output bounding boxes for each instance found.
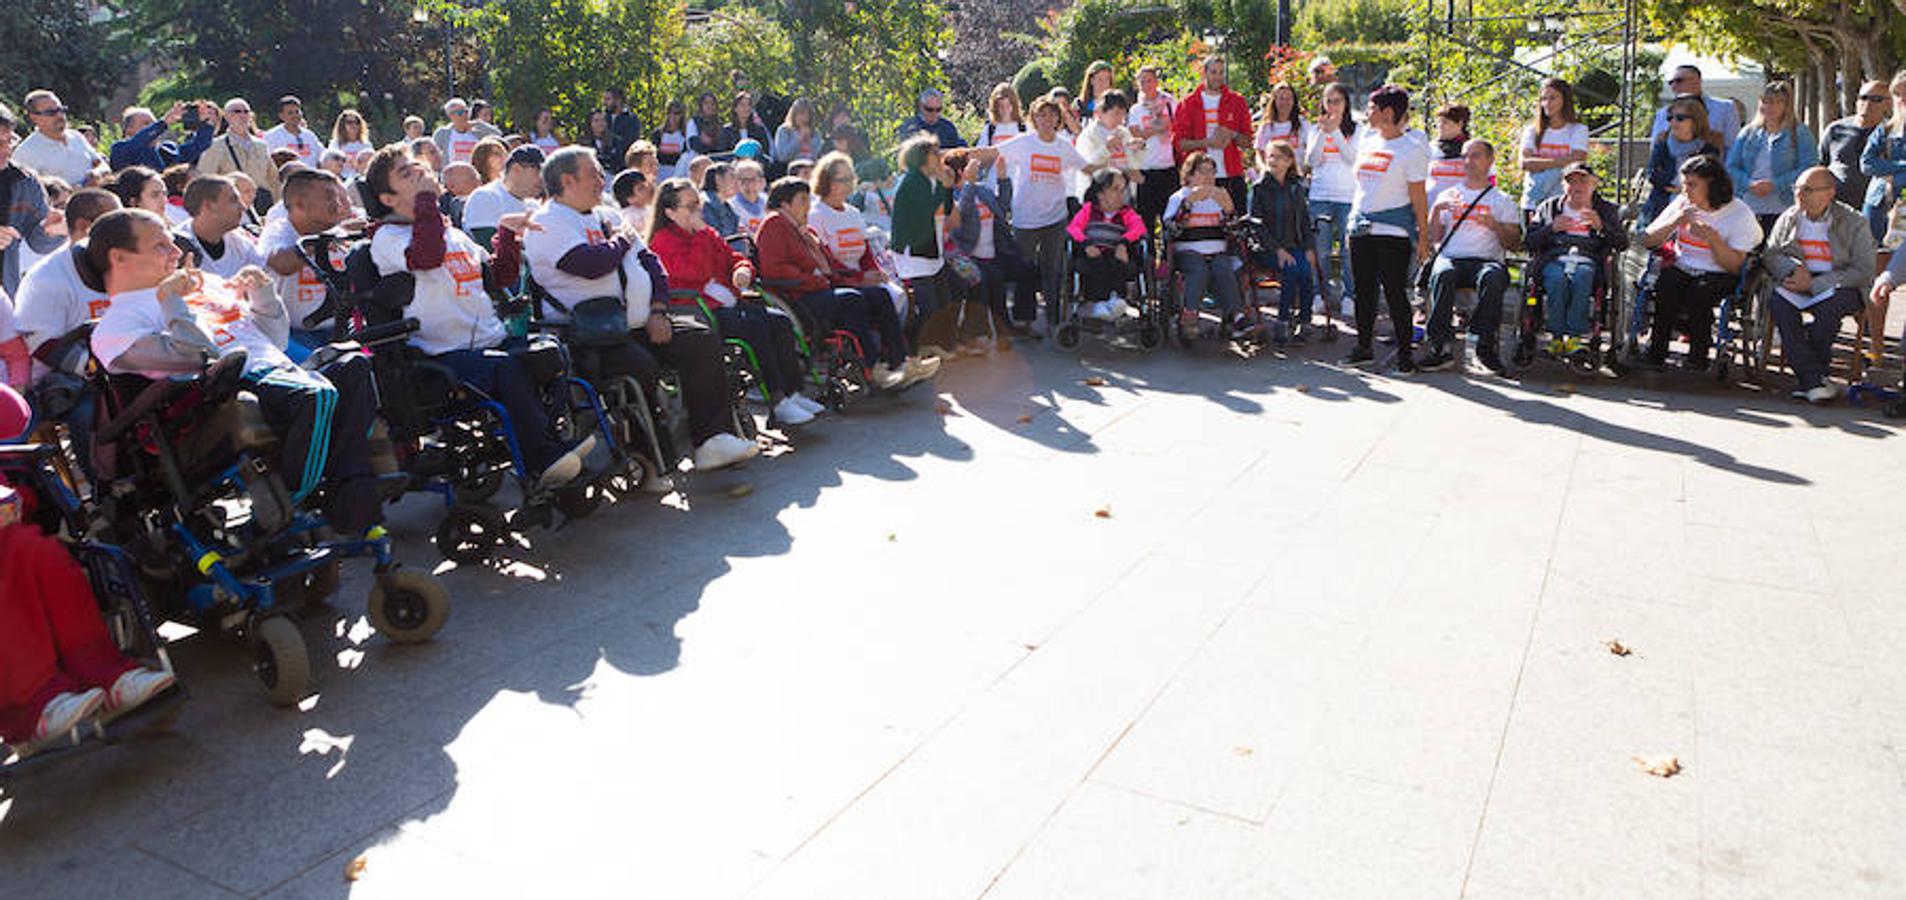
[0,0,135,122]
[776,0,952,141]
[467,0,679,139]
[1293,0,1412,48]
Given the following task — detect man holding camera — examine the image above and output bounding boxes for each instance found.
[108,101,218,173]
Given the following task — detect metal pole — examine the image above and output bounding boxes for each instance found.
[445,22,455,99]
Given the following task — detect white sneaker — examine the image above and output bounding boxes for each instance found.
[1806,383,1841,404]
[792,394,827,416]
[104,668,176,717]
[900,355,942,386]
[918,344,956,362]
[32,689,105,745]
[773,396,815,426]
[870,363,908,389]
[693,432,759,471]
[1106,296,1131,319]
[535,434,598,491]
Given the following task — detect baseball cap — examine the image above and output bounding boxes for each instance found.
[1561,161,1599,180]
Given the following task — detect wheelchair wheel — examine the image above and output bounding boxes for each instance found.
[1884,397,1906,419]
[367,569,450,645]
[1054,322,1082,352]
[434,505,506,565]
[457,469,505,504]
[1137,319,1164,352]
[251,615,311,707]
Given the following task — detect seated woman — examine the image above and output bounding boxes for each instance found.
[1066,169,1145,320]
[1163,151,1244,331]
[1524,163,1628,356]
[700,162,742,237]
[1642,97,1724,224]
[0,385,174,754]
[755,176,938,390]
[522,148,760,475]
[646,177,822,427]
[1249,141,1319,339]
[809,153,909,319]
[1640,154,1763,369]
[359,145,595,491]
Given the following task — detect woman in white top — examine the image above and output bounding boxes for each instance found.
[1254,82,1307,165]
[1639,153,1763,368]
[1306,83,1360,319]
[652,100,690,176]
[1518,79,1590,215]
[527,108,563,152]
[978,83,1026,193]
[809,153,908,315]
[987,96,1089,328]
[1426,104,1471,203]
[329,110,373,178]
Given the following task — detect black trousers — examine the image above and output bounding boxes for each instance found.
[709,304,805,400]
[1648,265,1735,362]
[797,287,907,368]
[1076,248,1136,303]
[584,316,735,446]
[1349,233,1416,352]
[1135,167,1180,235]
[1219,175,1248,214]
[975,255,1040,326]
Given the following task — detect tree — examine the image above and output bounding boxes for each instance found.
[467,0,680,140]
[1648,0,1902,126]
[0,0,134,121]
[945,0,1054,109]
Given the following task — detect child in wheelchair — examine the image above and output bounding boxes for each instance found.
[1067,169,1146,321]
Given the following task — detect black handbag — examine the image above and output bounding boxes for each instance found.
[557,296,630,346]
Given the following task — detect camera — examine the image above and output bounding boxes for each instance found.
[181,104,203,131]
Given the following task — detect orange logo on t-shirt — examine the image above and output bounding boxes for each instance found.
[1675,222,1711,251]
[660,136,684,154]
[1430,158,1464,179]
[186,290,246,348]
[450,134,479,163]
[1322,137,1341,159]
[1358,150,1394,176]
[1030,153,1062,185]
[86,298,113,319]
[1799,239,1832,264]
[444,250,482,296]
[1185,211,1223,228]
[836,227,866,253]
[1536,141,1573,159]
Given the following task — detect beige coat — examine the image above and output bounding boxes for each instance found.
[197,131,282,200]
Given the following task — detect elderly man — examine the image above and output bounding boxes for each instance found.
[896,90,966,149]
[433,98,489,168]
[1821,81,1890,210]
[13,90,105,187]
[1765,167,1876,402]
[108,102,217,173]
[197,98,281,207]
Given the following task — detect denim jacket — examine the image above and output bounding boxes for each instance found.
[1859,126,1906,211]
[1724,124,1816,211]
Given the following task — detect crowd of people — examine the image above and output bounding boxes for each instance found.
[3,54,1905,753]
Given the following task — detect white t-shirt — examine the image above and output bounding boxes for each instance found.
[441,127,483,166]
[1200,92,1228,179]
[1776,214,1835,304]
[532,134,562,152]
[1077,120,1139,175]
[462,180,534,234]
[257,217,343,330]
[1306,125,1358,203]
[14,245,109,352]
[1648,196,1762,275]
[263,124,321,165]
[1255,120,1300,160]
[1162,187,1228,255]
[14,130,101,185]
[332,140,373,177]
[809,200,871,269]
[175,224,265,280]
[1518,123,1589,210]
[1433,185,1520,261]
[371,222,504,355]
[995,132,1089,229]
[523,201,628,317]
[1426,142,1467,208]
[1130,93,1177,171]
[1350,130,1430,239]
[93,279,291,377]
[973,198,997,260]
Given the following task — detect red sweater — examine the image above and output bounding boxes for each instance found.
[755,211,840,296]
[648,222,753,306]
[1171,85,1252,176]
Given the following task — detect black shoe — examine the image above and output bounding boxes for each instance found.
[1344,345,1376,367]
[1478,351,1510,377]
[1416,346,1456,371]
[1682,352,1711,372]
[1394,352,1419,374]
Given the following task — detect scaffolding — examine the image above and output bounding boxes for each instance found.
[1417,0,1651,207]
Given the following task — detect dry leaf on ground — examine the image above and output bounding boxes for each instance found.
[1016,413,1033,424]
[1633,754,1682,778]
[934,399,953,415]
[726,483,754,498]
[1233,746,1255,757]
[1605,640,1632,657]
[344,856,368,882]
[1093,505,1112,519]
[1083,376,1108,387]
[886,532,897,542]
[1295,385,1310,393]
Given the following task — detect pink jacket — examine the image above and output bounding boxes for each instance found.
[1066,204,1145,244]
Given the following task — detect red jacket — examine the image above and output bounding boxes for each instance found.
[1172,84,1252,176]
[648,222,753,306]
[755,210,842,296]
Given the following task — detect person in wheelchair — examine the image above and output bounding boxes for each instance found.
[0,385,174,755]
[1249,141,1320,341]
[1640,154,1763,371]
[1765,167,1876,403]
[756,177,938,390]
[1524,162,1628,359]
[1417,139,1522,375]
[88,208,385,535]
[1066,169,1145,321]
[361,144,598,492]
[1163,151,1245,333]
[523,147,759,473]
[646,175,820,427]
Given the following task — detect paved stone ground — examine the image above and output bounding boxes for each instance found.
[4,334,1906,899]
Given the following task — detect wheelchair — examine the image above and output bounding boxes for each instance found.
[295,233,635,564]
[1052,230,1166,353]
[80,347,448,706]
[1616,243,1771,383]
[0,442,186,776]
[1160,216,1266,351]
[1513,250,1621,375]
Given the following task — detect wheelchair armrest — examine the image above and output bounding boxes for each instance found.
[96,352,249,445]
[0,443,60,467]
[345,317,421,348]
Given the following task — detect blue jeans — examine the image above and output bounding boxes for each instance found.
[1175,250,1242,318]
[1540,254,1598,337]
[1426,257,1509,350]
[1769,288,1864,389]
[1311,200,1353,308]
[1257,250,1316,322]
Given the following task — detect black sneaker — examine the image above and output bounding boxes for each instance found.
[1416,346,1456,371]
[1344,345,1376,367]
[1394,351,1419,374]
[1478,351,1510,377]
[1682,352,1711,372]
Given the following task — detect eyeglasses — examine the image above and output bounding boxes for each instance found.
[1667,114,1693,122]
[30,105,67,117]
[922,106,943,114]
[1862,94,1891,103]
[228,108,253,115]
[1798,184,1835,193]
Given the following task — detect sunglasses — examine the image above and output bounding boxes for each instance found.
[1667,114,1694,122]
[1862,94,1891,103]
[30,105,68,117]
[922,106,943,114]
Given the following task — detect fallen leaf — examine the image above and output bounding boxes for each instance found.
[1559,383,1577,394]
[1093,505,1112,519]
[1016,413,1033,424]
[1295,385,1310,393]
[344,856,368,882]
[1233,746,1255,757]
[1022,643,1039,651]
[1083,376,1108,387]
[726,483,754,498]
[1605,639,1632,657]
[886,532,897,542]
[1633,754,1682,778]
[934,399,953,415]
